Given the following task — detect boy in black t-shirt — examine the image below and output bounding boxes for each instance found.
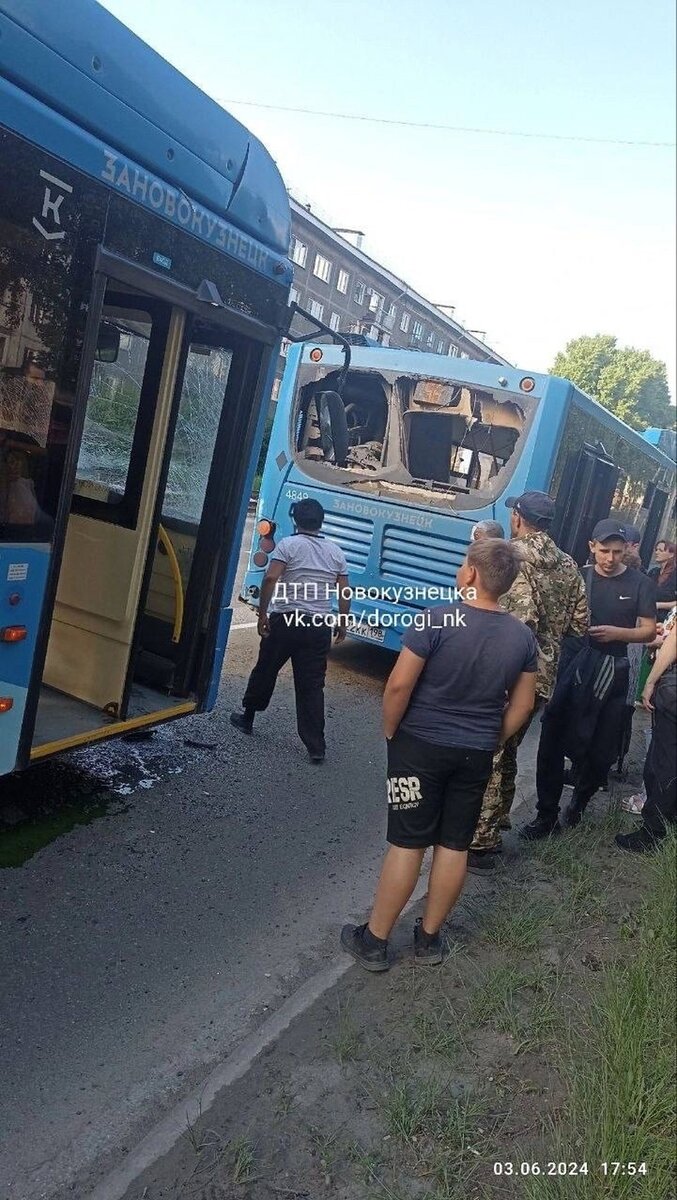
[522,519,656,840]
[340,538,538,972]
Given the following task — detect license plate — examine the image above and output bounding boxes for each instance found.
[350,621,385,644]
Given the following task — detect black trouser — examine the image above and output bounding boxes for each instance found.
[641,704,677,837]
[536,660,629,823]
[242,612,332,757]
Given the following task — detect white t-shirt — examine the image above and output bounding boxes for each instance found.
[270,533,348,615]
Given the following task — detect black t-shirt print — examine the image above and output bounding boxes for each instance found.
[586,566,656,657]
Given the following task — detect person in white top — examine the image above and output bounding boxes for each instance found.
[230,499,350,763]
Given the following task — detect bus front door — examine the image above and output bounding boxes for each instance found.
[36,284,187,740]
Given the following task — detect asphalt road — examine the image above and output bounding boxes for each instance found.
[0,516,399,1200]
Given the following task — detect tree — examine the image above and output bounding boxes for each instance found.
[552,334,672,432]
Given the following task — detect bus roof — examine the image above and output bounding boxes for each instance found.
[0,0,291,256]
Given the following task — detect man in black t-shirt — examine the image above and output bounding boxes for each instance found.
[522,519,656,839]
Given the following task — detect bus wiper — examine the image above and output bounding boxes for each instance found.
[285,303,351,394]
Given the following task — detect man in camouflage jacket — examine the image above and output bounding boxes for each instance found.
[468,491,589,873]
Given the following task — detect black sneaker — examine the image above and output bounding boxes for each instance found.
[519,816,560,841]
[615,827,661,855]
[413,917,443,965]
[340,923,389,972]
[230,710,254,734]
[309,753,325,764]
[467,849,497,875]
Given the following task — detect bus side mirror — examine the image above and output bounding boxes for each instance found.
[95,321,121,363]
[316,391,349,467]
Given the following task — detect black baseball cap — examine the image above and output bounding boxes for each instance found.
[506,491,556,527]
[591,518,627,543]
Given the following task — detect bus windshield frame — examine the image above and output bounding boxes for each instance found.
[289,354,541,511]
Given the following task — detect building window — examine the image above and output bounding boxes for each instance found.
[354,281,365,305]
[400,312,411,333]
[437,339,446,354]
[412,320,423,341]
[369,324,380,339]
[280,338,291,357]
[381,332,391,347]
[448,344,459,357]
[368,290,384,313]
[289,287,300,305]
[271,377,281,401]
[329,312,341,332]
[336,269,349,294]
[313,253,332,283]
[309,299,325,321]
[460,350,470,359]
[388,301,397,317]
[291,239,307,268]
[426,331,435,347]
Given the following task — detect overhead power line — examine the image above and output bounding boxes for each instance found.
[221,98,675,149]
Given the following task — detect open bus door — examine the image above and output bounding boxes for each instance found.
[551,441,620,566]
[17,264,268,766]
[639,483,669,571]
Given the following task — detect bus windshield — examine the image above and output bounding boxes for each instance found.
[292,362,538,509]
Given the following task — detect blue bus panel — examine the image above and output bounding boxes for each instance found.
[0,0,292,770]
[242,345,675,652]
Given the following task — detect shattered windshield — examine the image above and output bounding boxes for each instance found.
[292,365,537,509]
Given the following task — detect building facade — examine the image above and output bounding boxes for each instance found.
[272,199,509,395]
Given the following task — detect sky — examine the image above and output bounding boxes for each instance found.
[100,0,676,398]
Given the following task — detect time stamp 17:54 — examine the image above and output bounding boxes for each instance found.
[493,1162,648,1177]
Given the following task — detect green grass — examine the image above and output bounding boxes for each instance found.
[482,891,558,954]
[522,833,677,1200]
[331,1000,362,1065]
[229,1135,256,1183]
[465,962,563,1051]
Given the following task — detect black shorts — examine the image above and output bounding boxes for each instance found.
[386,728,494,851]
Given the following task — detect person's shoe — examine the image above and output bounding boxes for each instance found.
[620,792,645,815]
[309,753,325,764]
[340,923,389,972]
[229,710,254,734]
[615,827,661,855]
[519,816,560,841]
[562,799,585,829]
[413,917,443,965]
[467,849,497,875]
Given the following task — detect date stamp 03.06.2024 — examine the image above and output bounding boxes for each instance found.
[492,1162,648,1179]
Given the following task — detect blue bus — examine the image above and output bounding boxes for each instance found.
[242,342,675,647]
[0,0,294,775]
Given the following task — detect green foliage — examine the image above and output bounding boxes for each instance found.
[552,334,672,431]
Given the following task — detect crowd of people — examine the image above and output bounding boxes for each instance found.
[229,498,677,972]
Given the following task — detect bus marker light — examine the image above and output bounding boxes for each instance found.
[253,551,268,567]
[0,697,14,714]
[259,537,275,553]
[520,377,536,393]
[8,593,21,606]
[257,519,275,536]
[0,626,27,643]
[310,348,323,362]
